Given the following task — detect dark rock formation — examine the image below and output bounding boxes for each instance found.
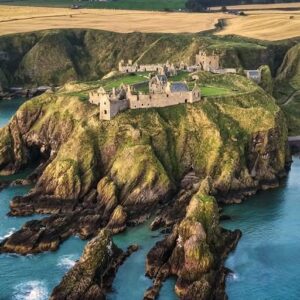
[144,193,242,300]
[50,229,138,300]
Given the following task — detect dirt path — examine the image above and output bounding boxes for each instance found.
[282,90,300,106]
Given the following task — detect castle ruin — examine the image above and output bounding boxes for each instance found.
[89,76,201,120]
[118,60,177,77]
[195,50,220,72]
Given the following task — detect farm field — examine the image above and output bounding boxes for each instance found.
[217,10,300,41]
[0,5,232,36]
[0,3,300,40]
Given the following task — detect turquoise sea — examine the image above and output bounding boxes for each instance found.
[1,97,300,299]
[223,158,300,300]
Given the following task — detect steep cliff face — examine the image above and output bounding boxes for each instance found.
[276,43,300,90]
[274,43,300,135]
[0,29,291,87]
[0,74,290,298]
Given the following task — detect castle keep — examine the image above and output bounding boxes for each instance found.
[89,76,201,120]
[195,50,220,72]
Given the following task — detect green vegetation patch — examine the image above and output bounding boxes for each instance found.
[281,94,300,136]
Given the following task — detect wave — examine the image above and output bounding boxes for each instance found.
[228,272,240,282]
[57,255,77,270]
[0,228,16,241]
[13,281,48,300]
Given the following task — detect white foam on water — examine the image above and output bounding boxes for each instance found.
[232,273,239,281]
[0,227,16,241]
[57,255,76,270]
[13,281,48,300]
[228,272,240,282]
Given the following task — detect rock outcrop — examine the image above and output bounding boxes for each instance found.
[50,229,138,300]
[144,193,241,300]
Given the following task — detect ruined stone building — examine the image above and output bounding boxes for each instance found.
[89,86,128,120]
[89,77,201,120]
[118,60,177,76]
[195,50,220,72]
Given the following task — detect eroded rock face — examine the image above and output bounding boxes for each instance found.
[50,229,138,300]
[145,193,242,300]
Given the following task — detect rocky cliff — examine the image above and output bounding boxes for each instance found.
[0,73,290,298]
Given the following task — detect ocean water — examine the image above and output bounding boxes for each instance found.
[0,185,86,299]
[0,98,25,128]
[222,157,300,300]
[108,222,178,300]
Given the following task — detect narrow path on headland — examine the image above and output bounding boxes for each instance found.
[0,13,90,23]
[282,90,300,106]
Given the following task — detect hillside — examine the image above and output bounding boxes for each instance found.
[0,71,290,297]
[0,29,294,88]
[274,44,300,135]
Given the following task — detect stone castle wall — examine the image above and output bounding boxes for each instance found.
[119,61,164,73]
[89,91,104,105]
[100,99,129,120]
[128,90,200,109]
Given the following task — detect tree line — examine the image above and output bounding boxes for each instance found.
[185,0,300,11]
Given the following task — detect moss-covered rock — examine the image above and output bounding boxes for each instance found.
[50,229,118,299]
[259,64,273,94]
[106,205,127,234]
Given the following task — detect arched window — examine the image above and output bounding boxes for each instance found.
[104,110,108,114]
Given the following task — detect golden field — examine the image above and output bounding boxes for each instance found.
[217,10,300,41]
[0,4,300,41]
[0,5,233,35]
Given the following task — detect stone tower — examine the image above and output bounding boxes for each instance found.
[195,50,220,72]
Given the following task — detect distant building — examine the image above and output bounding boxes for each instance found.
[118,60,177,77]
[244,70,262,83]
[195,51,220,72]
[89,77,201,120]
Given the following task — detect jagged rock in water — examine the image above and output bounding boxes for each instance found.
[51,229,139,300]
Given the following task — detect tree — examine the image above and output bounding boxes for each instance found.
[185,0,211,12]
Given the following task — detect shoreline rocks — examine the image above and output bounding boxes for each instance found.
[50,229,139,300]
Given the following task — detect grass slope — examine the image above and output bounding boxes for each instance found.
[0,29,292,87]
